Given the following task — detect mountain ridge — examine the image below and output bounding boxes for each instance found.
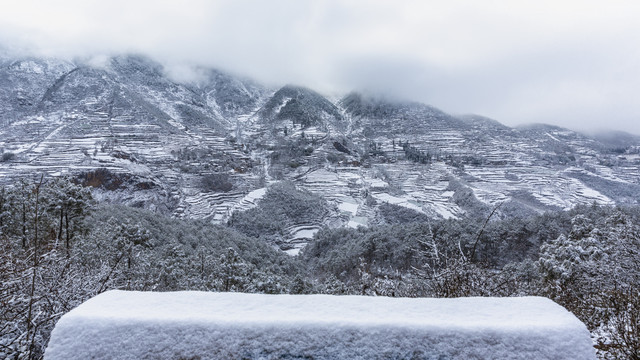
[2,52,640,252]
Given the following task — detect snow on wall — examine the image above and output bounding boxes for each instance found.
[45,291,595,360]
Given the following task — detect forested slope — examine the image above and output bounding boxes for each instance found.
[1,177,639,359]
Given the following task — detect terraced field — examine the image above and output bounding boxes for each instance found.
[2,53,640,254]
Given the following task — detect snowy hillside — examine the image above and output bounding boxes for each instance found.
[2,52,640,251]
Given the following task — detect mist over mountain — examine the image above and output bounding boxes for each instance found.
[2,52,640,253]
[3,53,638,256]
[3,51,640,360]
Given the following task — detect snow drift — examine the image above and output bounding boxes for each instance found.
[45,291,595,359]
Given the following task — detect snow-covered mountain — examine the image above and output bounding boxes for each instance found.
[2,53,639,250]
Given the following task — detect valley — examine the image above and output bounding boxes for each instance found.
[1,54,639,252]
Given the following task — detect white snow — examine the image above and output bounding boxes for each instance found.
[430,202,459,219]
[18,60,45,74]
[348,216,368,228]
[373,193,424,213]
[546,132,561,142]
[228,187,267,214]
[45,291,595,360]
[337,197,359,216]
[284,246,304,256]
[244,187,267,202]
[291,228,318,239]
[367,178,388,188]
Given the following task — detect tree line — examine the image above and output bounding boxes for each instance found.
[1,176,638,359]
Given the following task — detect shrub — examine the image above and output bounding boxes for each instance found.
[200,173,233,192]
[1,152,15,162]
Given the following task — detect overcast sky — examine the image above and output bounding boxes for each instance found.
[1,0,640,134]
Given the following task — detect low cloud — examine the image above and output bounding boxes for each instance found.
[1,0,639,134]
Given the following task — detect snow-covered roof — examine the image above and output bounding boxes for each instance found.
[45,291,595,359]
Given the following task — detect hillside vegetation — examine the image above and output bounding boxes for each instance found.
[1,177,639,359]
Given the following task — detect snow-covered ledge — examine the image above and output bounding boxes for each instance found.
[45,291,595,360]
